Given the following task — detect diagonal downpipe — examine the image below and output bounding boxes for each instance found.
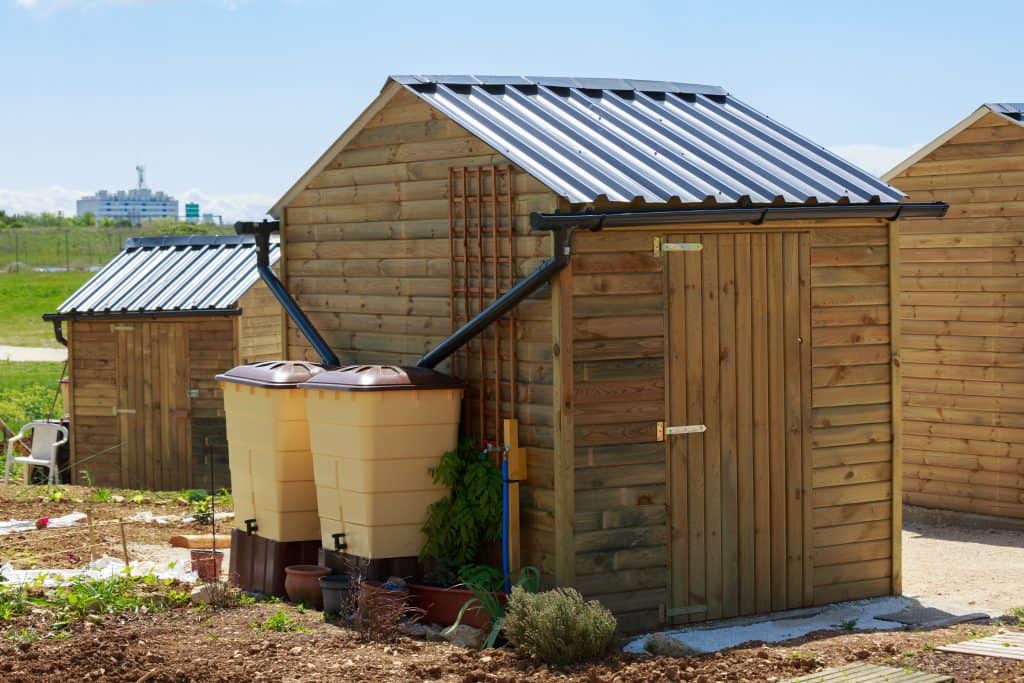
[235,220,340,367]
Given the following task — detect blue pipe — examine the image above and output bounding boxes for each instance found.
[501,459,510,593]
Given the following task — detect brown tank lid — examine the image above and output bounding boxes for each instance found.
[298,365,464,392]
[216,360,327,388]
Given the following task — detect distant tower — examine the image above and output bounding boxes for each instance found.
[136,165,146,190]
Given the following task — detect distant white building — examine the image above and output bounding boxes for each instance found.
[77,166,178,225]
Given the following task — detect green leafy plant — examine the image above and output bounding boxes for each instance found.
[256,609,308,633]
[420,438,502,586]
[0,586,29,621]
[91,487,112,503]
[835,618,858,632]
[457,564,505,593]
[190,496,214,524]
[502,586,617,664]
[449,566,541,648]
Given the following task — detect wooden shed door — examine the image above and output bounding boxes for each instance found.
[113,323,191,490]
[665,232,812,622]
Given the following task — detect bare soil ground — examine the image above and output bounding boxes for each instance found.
[3,487,1024,681]
[1,602,1022,682]
[1,484,229,570]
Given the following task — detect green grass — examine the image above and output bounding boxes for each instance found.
[0,271,91,347]
[0,360,65,433]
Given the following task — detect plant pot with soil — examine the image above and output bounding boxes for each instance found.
[284,564,331,609]
[190,549,224,581]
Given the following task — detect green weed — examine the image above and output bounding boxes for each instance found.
[835,618,858,632]
[256,609,308,633]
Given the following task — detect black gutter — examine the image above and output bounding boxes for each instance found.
[530,201,948,230]
[235,220,340,367]
[43,309,241,322]
[416,226,577,369]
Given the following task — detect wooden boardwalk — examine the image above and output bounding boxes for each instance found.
[939,631,1024,661]
[786,662,952,682]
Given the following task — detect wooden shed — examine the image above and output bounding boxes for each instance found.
[883,103,1024,520]
[47,235,283,491]
[268,75,946,631]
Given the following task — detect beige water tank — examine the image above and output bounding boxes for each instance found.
[217,361,325,542]
[299,365,463,559]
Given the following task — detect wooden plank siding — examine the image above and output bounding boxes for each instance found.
[566,220,896,630]
[888,111,1024,519]
[68,316,237,491]
[278,88,561,580]
[237,278,284,364]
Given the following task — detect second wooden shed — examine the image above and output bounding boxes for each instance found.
[267,75,947,630]
[884,103,1024,520]
[46,235,283,491]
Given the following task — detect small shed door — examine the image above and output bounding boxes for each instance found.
[664,232,812,622]
[113,322,191,490]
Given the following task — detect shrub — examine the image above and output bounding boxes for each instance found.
[503,586,617,664]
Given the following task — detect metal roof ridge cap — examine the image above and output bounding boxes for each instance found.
[391,74,727,95]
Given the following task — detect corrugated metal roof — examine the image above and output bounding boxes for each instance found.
[57,235,279,316]
[392,75,904,205]
[987,102,1024,123]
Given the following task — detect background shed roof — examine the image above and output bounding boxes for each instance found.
[392,75,904,205]
[58,235,279,317]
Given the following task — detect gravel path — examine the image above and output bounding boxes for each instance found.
[902,508,1024,616]
[0,344,67,362]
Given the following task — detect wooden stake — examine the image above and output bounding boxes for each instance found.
[86,511,96,562]
[119,518,130,564]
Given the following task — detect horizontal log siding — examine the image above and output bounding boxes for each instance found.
[809,223,894,605]
[279,89,560,574]
[891,111,1024,519]
[567,220,895,629]
[237,279,283,363]
[569,229,667,634]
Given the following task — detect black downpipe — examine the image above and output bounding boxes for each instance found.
[235,220,340,367]
[40,315,67,347]
[416,226,578,369]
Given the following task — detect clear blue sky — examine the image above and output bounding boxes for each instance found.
[1,0,1021,220]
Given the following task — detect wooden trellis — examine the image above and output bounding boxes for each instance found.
[448,165,517,445]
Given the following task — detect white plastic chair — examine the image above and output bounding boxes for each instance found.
[3,421,68,485]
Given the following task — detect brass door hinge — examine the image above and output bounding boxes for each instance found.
[656,421,707,442]
[655,237,703,256]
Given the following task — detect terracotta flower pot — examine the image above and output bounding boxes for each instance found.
[190,550,224,581]
[284,565,332,609]
[408,583,505,629]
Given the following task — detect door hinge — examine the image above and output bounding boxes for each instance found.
[657,421,708,441]
[655,236,703,256]
[110,325,134,332]
[111,407,136,415]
